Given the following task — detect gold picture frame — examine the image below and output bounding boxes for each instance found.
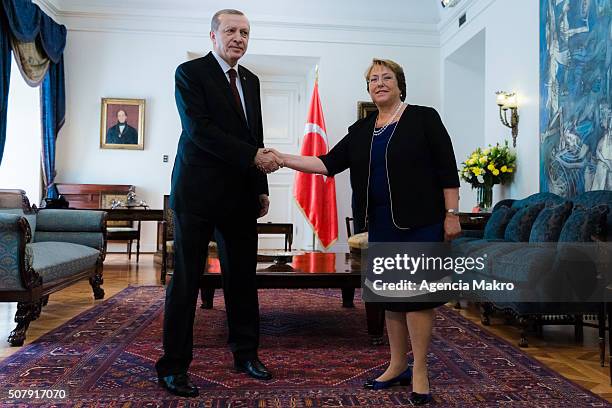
[100,98,145,150]
[357,101,377,120]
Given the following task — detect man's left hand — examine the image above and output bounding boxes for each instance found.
[444,214,462,241]
[258,194,270,218]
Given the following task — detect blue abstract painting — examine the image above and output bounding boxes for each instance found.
[540,0,611,197]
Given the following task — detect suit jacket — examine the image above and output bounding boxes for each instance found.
[170,52,268,219]
[106,123,138,145]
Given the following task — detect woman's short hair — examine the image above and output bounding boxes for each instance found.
[365,59,406,101]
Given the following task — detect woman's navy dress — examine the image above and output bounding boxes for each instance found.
[368,122,446,312]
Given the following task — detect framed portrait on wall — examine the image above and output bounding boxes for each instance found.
[357,101,377,120]
[100,98,145,150]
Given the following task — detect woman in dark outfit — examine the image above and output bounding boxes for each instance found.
[268,59,461,405]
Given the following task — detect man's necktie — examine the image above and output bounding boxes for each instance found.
[227,69,246,122]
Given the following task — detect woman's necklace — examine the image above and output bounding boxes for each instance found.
[373,102,403,136]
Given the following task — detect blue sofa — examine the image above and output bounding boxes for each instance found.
[453,190,611,355]
[0,190,107,346]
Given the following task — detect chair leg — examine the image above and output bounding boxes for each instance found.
[365,302,385,346]
[341,287,355,308]
[161,250,167,284]
[89,261,105,300]
[200,288,215,309]
[8,300,42,347]
[136,238,140,263]
[518,316,529,348]
[598,309,605,367]
[127,241,132,260]
[574,314,584,343]
[480,302,492,326]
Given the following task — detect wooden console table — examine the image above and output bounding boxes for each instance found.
[200,252,385,345]
[101,208,164,222]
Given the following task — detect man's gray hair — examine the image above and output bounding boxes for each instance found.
[211,9,245,31]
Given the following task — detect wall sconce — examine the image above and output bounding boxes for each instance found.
[441,0,461,7]
[495,91,519,147]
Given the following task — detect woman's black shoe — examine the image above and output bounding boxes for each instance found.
[363,366,412,389]
[409,391,432,405]
[409,373,432,405]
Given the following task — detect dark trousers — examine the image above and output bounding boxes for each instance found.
[155,211,259,377]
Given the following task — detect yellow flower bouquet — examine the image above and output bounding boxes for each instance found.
[459,141,516,210]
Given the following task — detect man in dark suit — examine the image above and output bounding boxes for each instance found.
[105,110,138,144]
[155,9,282,398]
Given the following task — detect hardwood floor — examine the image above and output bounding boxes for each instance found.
[0,254,611,401]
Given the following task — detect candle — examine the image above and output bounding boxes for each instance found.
[496,92,506,106]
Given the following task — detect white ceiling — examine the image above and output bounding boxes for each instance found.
[39,0,442,26]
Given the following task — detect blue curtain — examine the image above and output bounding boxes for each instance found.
[0,16,10,166]
[1,0,66,197]
[41,57,64,199]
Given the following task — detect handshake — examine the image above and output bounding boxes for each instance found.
[254,148,284,174]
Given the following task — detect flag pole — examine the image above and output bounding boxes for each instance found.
[294,64,338,251]
[312,64,319,251]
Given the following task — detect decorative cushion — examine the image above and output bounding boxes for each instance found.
[483,206,517,240]
[348,232,368,250]
[504,203,545,242]
[34,231,104,251]
[36,209,105,232]
[28,241,99,283]
[510,192,565,209]
[0,208,36,242]
[529,201,573,242]
[558,204,609,242]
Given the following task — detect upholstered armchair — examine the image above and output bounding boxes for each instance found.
[0,190,107,346]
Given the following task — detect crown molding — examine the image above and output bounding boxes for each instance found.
[33,0,62,19]
[34,0,440,48]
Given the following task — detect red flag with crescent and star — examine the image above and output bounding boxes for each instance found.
[294,81,338,249]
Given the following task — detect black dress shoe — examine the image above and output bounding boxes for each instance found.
[234,358,273,380]
[158,373,199,398]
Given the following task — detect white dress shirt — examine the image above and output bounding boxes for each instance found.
[212,51,248,123]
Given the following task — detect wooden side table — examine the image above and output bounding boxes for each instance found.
[458,212,491,231]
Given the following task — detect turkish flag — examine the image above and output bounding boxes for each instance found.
[294,82,338,249]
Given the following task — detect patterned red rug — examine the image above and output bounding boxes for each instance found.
[0,286,608,407]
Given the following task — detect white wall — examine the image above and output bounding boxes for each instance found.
[0,59,42,205]
[443,28,486,211]
[440,0,540,204]
[54,15,441,252]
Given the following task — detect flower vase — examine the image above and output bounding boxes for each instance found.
[477,185,493,212]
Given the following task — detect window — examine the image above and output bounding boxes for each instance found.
[0,58,42,205]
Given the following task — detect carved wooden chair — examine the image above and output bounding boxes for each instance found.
[100,192,141,262]
[157,195,174,284]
